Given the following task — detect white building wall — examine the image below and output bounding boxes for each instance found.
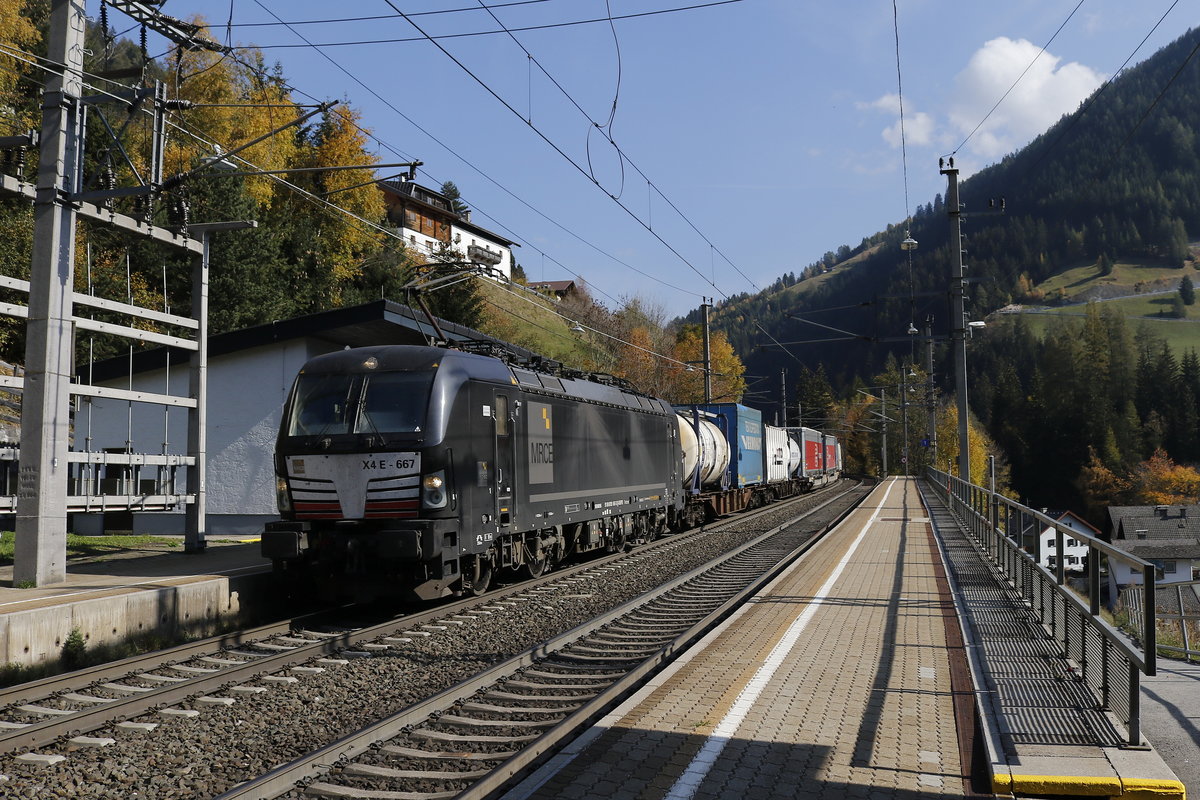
[74,338,336,536]
[1038,530,1090,569]
[397,225,513,281]
[1109,556,1197,586]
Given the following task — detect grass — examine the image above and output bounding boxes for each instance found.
[0,531,181,566]
[1036,259,1193,297]
[1012,296,1200,353]
[477,280,600,369]
[1005,256,1200,353]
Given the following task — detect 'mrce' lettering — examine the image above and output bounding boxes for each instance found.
[530,442,554,464]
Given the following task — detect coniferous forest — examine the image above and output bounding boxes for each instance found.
[691,26,1200,515]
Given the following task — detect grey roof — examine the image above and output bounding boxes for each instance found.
[1107,505,1200,542]
[83,299,532,383]
[1108,539,1200,559]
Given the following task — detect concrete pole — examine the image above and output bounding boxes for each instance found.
[926,318,937,469]
[701,298,712,403]
[185,235,211,553]
[901,368,909,477]
[880,387,888,476]
[780,368,786,427]
[15,0,86,586]
[940,160,971,483]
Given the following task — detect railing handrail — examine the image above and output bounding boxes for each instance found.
[926,466,1156,746]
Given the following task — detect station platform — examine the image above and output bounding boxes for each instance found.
[504,477,1187,800]
[0,539,272,667]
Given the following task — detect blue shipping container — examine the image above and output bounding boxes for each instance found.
[678,403,764,488]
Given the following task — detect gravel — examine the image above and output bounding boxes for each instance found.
[0,485,861,799]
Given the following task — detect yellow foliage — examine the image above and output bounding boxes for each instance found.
[933,401,1010,490]
[0,0,40,128]
[671,326,746,404]
[1130,449,1200,505]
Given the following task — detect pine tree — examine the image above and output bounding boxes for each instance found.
[1181,274,1195,305]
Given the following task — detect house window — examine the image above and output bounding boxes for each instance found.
[1163,561,1177,574]
[1067,538,1078,547]
[1046,538,1056,549]
[403,208,451,242]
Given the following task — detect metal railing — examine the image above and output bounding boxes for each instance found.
[1123,578,1200,663]
[926,466,1157,746]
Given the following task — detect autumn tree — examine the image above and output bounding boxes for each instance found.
[1129,449,1200,505]
[1075,447,1129,523]
[671,324,746,404]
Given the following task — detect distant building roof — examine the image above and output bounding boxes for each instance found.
[83,299,534,383]
[1108,505,1200,542]
[1048,510,1102,537]
[1109,540,1200,559]
[528,280,577,295]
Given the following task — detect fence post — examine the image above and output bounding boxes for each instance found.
[1100,642,1110,710]
[1142,564,1156,676]
[1129,667,1142,747]
[1178,586,1191,656]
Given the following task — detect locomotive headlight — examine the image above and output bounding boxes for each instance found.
[276,477,291,513]
[422,471,448,509]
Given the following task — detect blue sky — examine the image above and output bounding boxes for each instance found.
[159,0,1196,319]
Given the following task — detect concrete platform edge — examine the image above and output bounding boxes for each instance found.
[917,481,1186,800]
[0,571,269,667]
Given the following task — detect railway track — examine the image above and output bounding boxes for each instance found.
[0,481,865,796]
[220,483,867,800]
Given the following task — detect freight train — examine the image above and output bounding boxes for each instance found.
[261,344,841,601]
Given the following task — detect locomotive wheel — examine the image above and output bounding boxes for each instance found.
[466,555,493,596]
[520,552,548,579]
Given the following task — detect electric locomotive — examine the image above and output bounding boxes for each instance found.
[262,345,683,601]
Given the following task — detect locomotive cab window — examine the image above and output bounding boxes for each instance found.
[495,395,509,435]
[286,371,433,437]
[356,372,433,433]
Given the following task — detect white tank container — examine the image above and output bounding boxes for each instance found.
[787,436,802,477]
[677,413,730,489]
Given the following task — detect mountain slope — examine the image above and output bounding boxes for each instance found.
[693,26,1200,417]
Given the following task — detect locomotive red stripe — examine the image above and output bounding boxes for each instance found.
[365,500,420,510]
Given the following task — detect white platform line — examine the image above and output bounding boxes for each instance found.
[663,477,901,800]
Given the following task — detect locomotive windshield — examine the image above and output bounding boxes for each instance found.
[286,370,433,437]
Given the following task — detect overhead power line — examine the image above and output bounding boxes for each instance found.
[1022,0,1182,177]
[237,2,744,49]
[947,0,1085,157]
[245,2,700,303]
[380,0,738,302]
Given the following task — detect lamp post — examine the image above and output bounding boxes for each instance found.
[940,157,971,482]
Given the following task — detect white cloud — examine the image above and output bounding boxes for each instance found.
[948,37,1104,160]
[883,111,934,147]
[861,93,936,148]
